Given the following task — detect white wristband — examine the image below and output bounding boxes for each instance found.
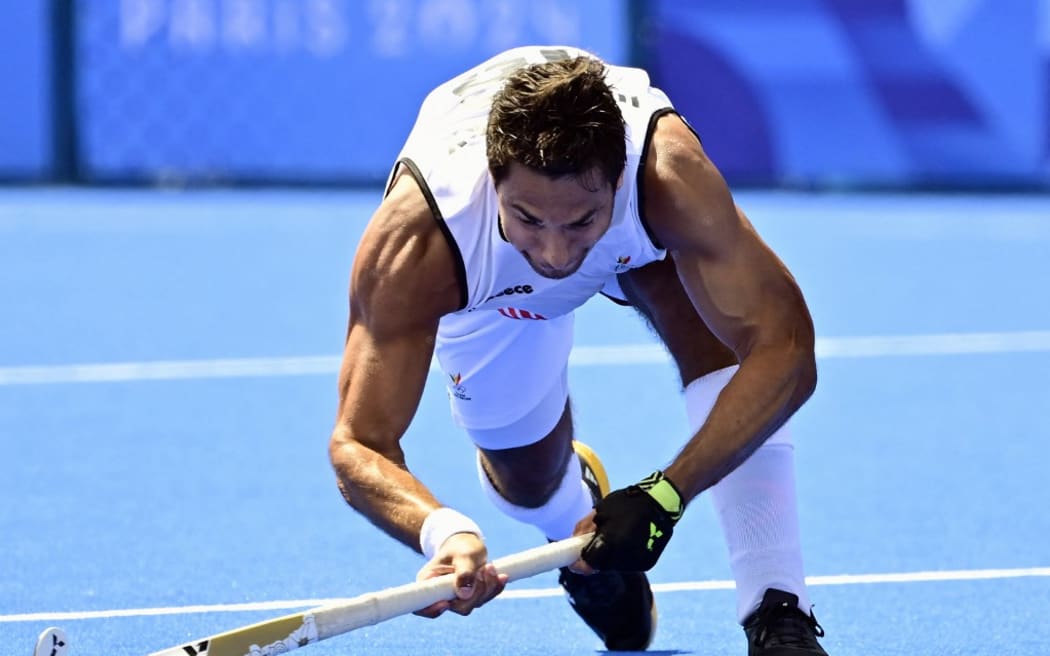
[419,507,484,560]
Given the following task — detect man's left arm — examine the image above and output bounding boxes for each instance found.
[580,116,816,572]
[650,124,817,500]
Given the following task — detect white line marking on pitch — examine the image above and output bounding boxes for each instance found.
[3,566,1048,623]
[2,330,1049,386]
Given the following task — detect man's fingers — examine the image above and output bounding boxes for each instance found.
[417,563,455,581]
[482,564,507,595]
[489,571,509,597]
[414,543,508,618]
[573,510,597,536]
[447,563,504,616]
[413,599,450,618]
[452,553,480,599]
[575,514,600,570]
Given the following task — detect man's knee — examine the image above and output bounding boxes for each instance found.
[477,400,575,507]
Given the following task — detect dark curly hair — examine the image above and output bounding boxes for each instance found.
[486,57,626,192]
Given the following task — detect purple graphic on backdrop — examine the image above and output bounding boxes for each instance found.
[649,0,1048,187]
[7,0,1036,187]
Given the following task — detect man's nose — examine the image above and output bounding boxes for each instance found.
[536,235,574,269]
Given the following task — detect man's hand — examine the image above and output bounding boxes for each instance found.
[581,471,684,572]
[413,532,508,618]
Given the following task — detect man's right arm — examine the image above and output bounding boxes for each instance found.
[329,171,508,616]
[327,170,462,551]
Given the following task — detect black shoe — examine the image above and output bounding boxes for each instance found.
[558,441,657,651]
[559,566,655,651]
[743,589,828,655]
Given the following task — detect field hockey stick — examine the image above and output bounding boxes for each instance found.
[33,533,591,656]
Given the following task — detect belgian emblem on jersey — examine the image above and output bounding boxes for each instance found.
[449,373,471,400]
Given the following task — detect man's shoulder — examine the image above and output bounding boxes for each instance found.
[354,172,464,319]
[639,113,738,251]
[645,113,712,182]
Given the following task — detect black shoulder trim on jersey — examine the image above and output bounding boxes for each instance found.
[383,162,400,197]
[396,157,469,311]
[497,212,509,242]
[676,112,705,146]
[600,290,634,307]
[635,107,681,252]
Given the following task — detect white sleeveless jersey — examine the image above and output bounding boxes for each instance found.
[389,46,675,321]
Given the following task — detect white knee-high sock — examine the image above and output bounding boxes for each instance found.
[685,366,812,623]
[476,451,593,541]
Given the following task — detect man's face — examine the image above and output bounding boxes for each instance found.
[495,162,618,280]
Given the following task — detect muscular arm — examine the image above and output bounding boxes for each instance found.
[645,116,817,501]
[328,170,462,551]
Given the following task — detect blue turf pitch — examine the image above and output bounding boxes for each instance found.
[2,189,1048,655]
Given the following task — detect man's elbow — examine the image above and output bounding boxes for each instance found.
[328,425,353,467]
[795,351,817,407]
[790,321,818,407]
[328,427,372,510]
[328,426,373,484]
[328,425,405,480]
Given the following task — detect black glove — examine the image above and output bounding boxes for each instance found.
[582,471,684,572]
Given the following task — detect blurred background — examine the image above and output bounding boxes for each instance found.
[3,0,1047,190]
[3,5,1049,654]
